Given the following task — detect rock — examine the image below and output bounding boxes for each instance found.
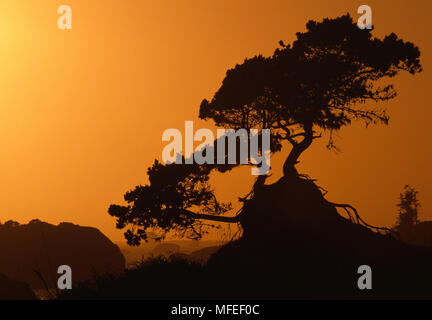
[0,220,125,290]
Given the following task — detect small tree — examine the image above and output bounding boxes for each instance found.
[395,185,420,238]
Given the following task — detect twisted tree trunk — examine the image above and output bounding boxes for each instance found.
[282,122,313,177]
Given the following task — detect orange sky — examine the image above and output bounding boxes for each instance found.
[0,0,431,243]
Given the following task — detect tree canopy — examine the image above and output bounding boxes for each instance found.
[200,14,421,175]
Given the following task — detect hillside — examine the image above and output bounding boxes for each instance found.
[0,220,125,292]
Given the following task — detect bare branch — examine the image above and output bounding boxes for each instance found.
[178,209,243,224]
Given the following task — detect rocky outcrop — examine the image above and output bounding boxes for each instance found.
[0,220,125,290]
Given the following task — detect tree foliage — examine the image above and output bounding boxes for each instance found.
[200,14,421,175]
[395,185,420,237]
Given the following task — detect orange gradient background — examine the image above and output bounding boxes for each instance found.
[0,0,431,243]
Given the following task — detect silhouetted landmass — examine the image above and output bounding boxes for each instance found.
[0,219,125,291]
[152,243,181,257]
[0,273,37,300]
[206,177,432,299]
[189,246,220,261]
[119,240,221,265]
[58,177,432,299]
[171,246,221,264]
[58,256,206,300]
